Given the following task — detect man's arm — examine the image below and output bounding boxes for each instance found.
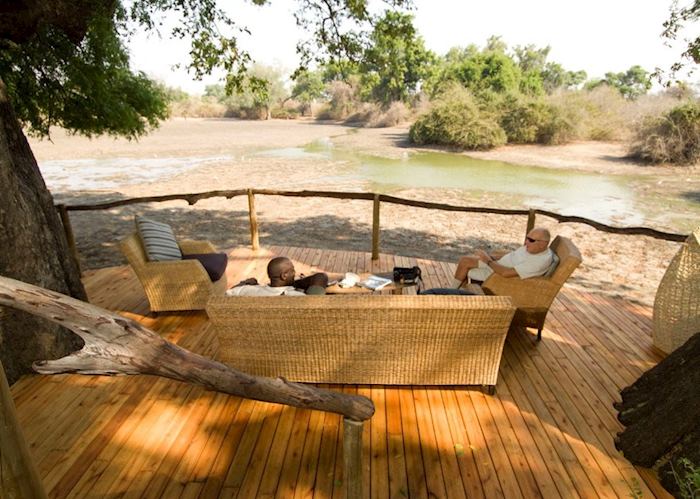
[476,250,519,278]
[234,277,258,288]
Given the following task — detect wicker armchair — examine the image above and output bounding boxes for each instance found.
[120,232,227,312]
[478,236,582,340]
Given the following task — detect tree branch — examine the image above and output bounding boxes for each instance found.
[0,276,374,421]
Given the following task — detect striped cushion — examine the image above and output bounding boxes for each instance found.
[135,216,182,261]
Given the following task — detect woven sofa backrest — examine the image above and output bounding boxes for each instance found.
[549,236,582,286]
[207,294,515,331]
[120,232,149,269]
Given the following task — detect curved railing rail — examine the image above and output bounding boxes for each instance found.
[56,188,688,271]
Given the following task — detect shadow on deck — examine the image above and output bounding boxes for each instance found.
[10,246,670,498]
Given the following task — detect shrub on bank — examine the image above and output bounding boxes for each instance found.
[629,101,700,165]
[409,87,506,150]
[498,96,551,143]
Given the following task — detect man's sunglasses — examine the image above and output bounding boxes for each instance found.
[526,237,547,243]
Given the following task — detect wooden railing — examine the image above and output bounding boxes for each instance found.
[56,188,688,270]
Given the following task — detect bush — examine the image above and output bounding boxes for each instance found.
[499,96,552,143]
[409,86,506,150]
[169,96,226,118]
[368,101,410,127]
[629,101,700,165]
[343,101,411,127]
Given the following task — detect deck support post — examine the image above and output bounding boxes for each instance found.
[526,208,536,236]
[0,360,48,499]
[372,194,380,261]
[343,418,364,499]
[247,189,260,250]
[57,204,81,274]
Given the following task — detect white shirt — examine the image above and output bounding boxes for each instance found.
[225,285,306,297]
[498,246,554,279]
[469,246,554,281]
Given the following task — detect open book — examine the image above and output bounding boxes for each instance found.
[359,275,393,291]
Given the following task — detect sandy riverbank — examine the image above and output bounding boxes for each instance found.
[30,118,698,306]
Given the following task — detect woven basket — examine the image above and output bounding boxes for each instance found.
[653,227,700,354]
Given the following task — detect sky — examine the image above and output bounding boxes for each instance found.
[127,0,698,95]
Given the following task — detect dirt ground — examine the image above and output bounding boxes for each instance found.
[30,118,699,307]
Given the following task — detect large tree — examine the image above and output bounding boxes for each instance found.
[0,0,410,385]
[359,11,434,104]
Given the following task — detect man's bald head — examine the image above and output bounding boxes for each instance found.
[525,227,551,254]
[267,257,296,286]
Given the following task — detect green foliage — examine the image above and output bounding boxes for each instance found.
[1,10,168,138]
[292,70,325,115]
[2,0,417,138]
[629,100,700,165]
[425,39,583,99]
[587,65,651,100]
[670,458,700,498]
[360,11,435,104]
[409,85,506,150]
[498,96,552,143]
[541,62,587,93]
[660,1,700,82]
[294,0,413,71]
[205,64,288,119]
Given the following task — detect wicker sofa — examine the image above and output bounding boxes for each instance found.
[121,233,227,312]
[206,294,515,388]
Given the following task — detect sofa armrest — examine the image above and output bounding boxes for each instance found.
[179,239,217,254]
[142,259,212,284]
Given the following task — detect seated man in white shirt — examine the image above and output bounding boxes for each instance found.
[454,227,554,284]
[226,256,329,296]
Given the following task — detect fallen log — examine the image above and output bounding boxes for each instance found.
[614,331,700,496]
[0,276,374,422]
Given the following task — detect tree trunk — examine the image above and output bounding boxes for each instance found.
[614,331,700,496]
[0,77,85,386]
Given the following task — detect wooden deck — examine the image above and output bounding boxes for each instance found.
[10,246,670,498]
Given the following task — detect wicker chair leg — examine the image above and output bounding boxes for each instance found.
[537,328,543,341]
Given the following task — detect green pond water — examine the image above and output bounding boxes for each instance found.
[255,140,697,230]
[40,137,698,232]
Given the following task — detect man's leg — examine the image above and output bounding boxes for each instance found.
[454,256,480,281]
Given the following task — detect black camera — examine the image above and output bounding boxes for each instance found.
[392,266,422,285]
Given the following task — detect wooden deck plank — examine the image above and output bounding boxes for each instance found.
[396,387,428,499]
[197,397,255,498]
[219,400,279,497]
[273,404,313,498]
[311,391,341,498]
[8,248,669,499]
[234,403,286,498]
[438,388,485,499]
[369,386,389,499]
[411,388,449,498]
[384,388,409,499]
[424,388,467,499]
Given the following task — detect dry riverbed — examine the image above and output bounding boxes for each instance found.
[30,118,699,306]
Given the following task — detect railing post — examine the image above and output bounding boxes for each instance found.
[57,204,81,274]
[372,194,380,261]
[247,189,260,250]
[343,418,364,499]
[0,360,48,499]
[526,208,536,236]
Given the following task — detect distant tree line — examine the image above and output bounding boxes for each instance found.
[165,12,698,165]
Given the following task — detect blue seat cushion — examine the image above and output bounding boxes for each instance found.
[182,253,228,282]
